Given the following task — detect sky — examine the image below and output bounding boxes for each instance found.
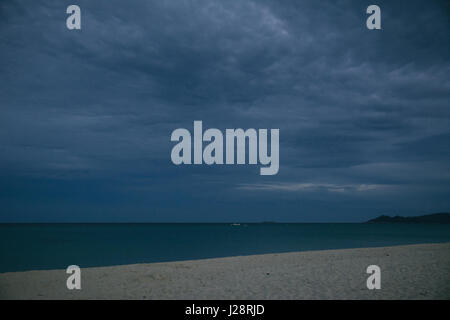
[0,0,449,222]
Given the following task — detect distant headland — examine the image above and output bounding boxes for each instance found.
[366,213,450,224]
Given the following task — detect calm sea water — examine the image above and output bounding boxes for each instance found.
[1,223,450,273]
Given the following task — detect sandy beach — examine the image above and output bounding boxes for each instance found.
[0,243,449,299]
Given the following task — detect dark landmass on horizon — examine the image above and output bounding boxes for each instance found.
[1,214,450,224]
[366,213,450,224]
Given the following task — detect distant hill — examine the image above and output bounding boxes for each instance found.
[366,213,450,224]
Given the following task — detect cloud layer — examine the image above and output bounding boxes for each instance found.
[1,0,449,222]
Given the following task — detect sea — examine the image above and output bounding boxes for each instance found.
[1,223,450,273]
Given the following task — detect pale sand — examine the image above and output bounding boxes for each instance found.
[1,243,449,300]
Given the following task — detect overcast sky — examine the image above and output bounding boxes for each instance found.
[1,0,449,222]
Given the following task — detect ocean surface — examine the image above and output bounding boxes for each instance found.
[1,223,450,273]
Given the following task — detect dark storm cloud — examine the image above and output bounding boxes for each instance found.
[0,0,449,221]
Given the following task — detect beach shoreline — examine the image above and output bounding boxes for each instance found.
[1,242,449,300]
